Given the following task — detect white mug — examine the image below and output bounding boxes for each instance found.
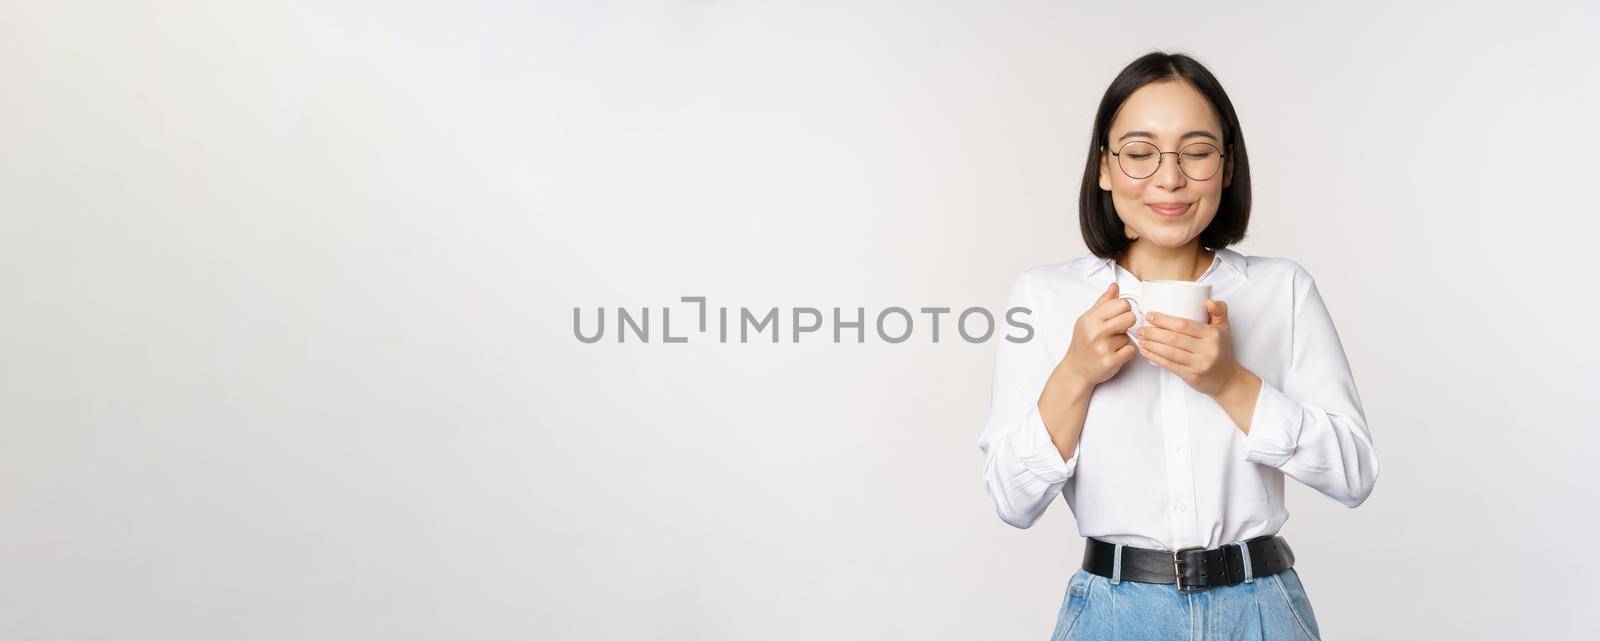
[1119,280,1212,348]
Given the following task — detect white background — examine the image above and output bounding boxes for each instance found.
[4,1,1599,639]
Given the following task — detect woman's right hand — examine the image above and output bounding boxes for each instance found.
[1052,281,1139,390]
[1033,280,1138,462]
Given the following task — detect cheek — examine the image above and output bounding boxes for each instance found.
[1109,176,1144,212]
[1111,174,1143,199]
[1193,190,1226,222]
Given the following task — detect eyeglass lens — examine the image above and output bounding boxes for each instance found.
[1116,141,1222,181]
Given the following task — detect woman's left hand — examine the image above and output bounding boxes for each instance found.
[1137,299,1241,397]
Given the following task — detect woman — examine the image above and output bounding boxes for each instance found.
[977,51,1378,641]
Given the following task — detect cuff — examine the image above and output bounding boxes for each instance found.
[1009,404,1077,484]
[1243,379,1304,468]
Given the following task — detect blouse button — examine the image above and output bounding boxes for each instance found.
[1176,502,1189,513]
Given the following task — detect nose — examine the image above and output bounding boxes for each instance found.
[1152,152,1186,191]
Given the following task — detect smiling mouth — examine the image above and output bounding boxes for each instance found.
[1148,202,1192,217]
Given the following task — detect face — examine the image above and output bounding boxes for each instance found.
[1097,79,1234,249]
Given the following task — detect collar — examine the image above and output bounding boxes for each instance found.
[1077,247,1249,282]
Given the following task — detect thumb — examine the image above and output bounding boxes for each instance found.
[1207,299,1228,325]
[1098,281,1119,303]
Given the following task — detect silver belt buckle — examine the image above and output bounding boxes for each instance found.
[1172,545,1210,594]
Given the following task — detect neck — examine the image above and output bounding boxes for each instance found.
[1116,240,1214,282]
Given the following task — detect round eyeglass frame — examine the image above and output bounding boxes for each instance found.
[1105,140,1227,181]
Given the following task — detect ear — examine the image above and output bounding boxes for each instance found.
[1222,145,1234,188]
[1098,146,1113,191]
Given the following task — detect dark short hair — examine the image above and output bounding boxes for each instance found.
[1079,51,1252,259]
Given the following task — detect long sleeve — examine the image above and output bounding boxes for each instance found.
[1243,265,1380,508]
[978,272,1077,529]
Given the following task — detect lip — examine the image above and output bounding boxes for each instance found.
[1147,202,1192,218]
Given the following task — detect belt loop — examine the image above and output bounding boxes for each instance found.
[1111,543,1124,585]
[1236,541,1254,584]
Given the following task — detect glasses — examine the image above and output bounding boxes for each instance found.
[1105,140,1226,181]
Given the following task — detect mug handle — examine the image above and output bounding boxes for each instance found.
[1117,294,1143,348]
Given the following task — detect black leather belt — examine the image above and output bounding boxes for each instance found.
[1081,535,1295,594]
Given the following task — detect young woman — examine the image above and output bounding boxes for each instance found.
[977,52,1378,640]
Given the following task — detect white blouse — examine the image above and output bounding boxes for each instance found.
[977,247,1379,551]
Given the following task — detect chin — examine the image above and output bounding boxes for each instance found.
[1140,233,1196,248]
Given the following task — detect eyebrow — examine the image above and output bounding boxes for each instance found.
[1116,130,1219,143]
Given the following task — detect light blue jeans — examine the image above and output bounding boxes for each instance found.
[1050,566,1323,641]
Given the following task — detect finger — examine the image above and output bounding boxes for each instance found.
[1139,338,1190,369]
[1145,311,1205,339]
[1096,281,1119,304]
[1090,311,1135,343]
[1138,325,1199,352]
[1109,332,1131,351]
[1139,338,1192,370]
[1113,342,1137,364]
[1206,299,1229,326]
[1103,309,1137,333]
[1092,289,1131,322]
